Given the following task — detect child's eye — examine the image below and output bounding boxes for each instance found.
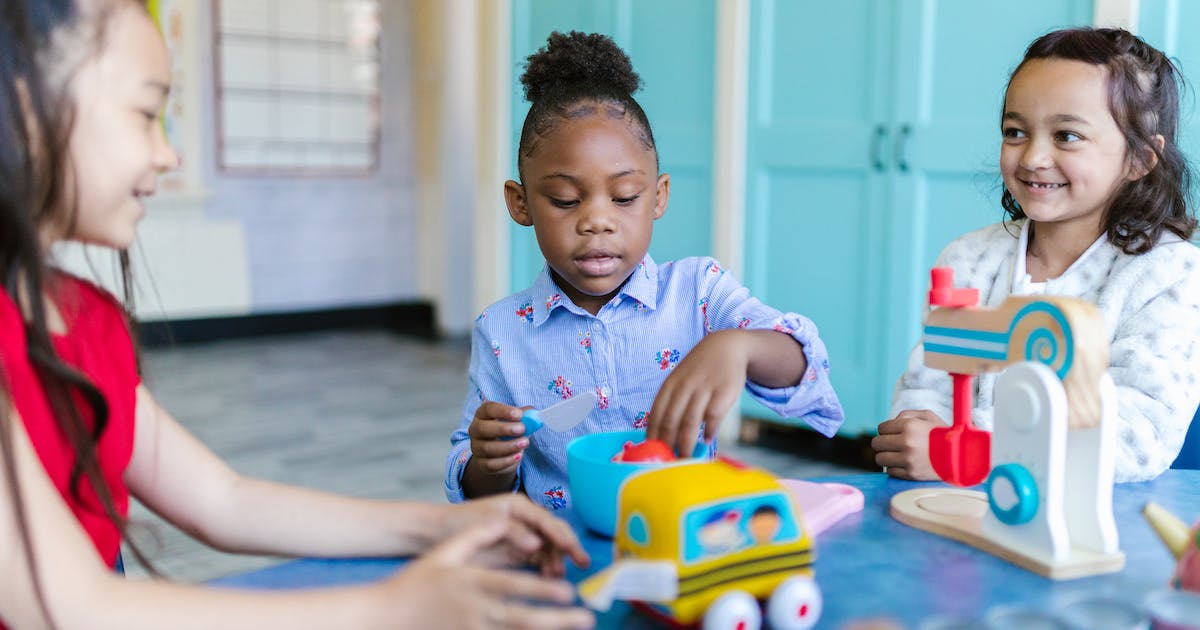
[548,197,578,209]
[613,194,640,205]
[1055,131,1082,143]
[1002,127,1025,140]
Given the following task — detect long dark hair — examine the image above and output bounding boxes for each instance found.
[1001,27,1197,254]
[2,0,155,623]
[516,31,658,179]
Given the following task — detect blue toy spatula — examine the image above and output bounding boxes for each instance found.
[520,391,598,436]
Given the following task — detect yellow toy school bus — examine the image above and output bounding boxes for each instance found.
[579,459,821,630]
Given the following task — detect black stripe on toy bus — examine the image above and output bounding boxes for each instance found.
[676,551,814,598]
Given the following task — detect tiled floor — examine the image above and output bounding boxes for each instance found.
[124,330,863,581]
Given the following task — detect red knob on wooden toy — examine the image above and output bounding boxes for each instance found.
[928,267,979,308]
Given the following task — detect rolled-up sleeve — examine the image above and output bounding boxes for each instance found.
[444,317,520,502]
[701,259,845,436]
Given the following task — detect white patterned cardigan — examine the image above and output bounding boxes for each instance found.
[891,219,1200,481]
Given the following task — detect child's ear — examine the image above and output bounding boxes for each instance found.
[652,173,670,220]
[1129,134,1165,181]
[504,180,533,226]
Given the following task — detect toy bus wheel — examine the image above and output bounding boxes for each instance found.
[702,590,761,630]
[766,576,822,630]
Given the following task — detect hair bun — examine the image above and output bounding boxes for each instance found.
[520,31,641,103]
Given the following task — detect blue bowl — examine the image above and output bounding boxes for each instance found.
[567,430,667,537]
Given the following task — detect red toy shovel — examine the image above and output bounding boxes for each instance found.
[929,373,991,486]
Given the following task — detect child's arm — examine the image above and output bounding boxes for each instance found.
[1105,247,1200,481]
[126,386,588,573]
[446,318,529,501]
[646,259,844,457]
[2,399,594,630]
[647,328,807,457]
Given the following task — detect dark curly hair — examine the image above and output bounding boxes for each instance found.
[1001,27,1196,254]
[516,31,657,178]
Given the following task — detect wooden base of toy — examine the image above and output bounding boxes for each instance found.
[890,487,1125,580]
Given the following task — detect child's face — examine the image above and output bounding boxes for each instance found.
[506,111,668,314]
[1000,58,1137,234]
[55,4,176,249]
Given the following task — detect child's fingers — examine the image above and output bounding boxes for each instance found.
[896,409,942,423]
[471,417,527,441]
[874,450,912,469]
[480,570,577,605]
[646,385,683,446]
[475,401,524,423]
[538,547,567,577]
[495,603,596,630]
[882,465,911,479]
[701,386,739,443]
[473,452,524,475]
[677,390,711,457]
[870,432,902,453]
[471,434,527,459]
[876,418,902,434]
[430,521,510,565]
[507,498,590,568]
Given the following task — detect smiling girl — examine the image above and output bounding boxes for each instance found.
[874,27,1200,483]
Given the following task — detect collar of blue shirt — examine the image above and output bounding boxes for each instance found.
[530,255,660,325]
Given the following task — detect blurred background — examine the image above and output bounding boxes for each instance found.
[84,0,1195,437]
[76,0,1200,581]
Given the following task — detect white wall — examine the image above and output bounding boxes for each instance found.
[197,1,420,315]
[61,0,425,323]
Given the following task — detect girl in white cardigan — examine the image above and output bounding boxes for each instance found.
[873,27,1200,483]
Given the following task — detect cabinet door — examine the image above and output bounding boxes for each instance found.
[1140,0,1200,244]
[883,0,1095,421]
[509,0,716,291]
[743,0,896,431]
[745,0,1093,434]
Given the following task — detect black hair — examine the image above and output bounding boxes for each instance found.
[515,31,657,179]
[1001,27,1196,254]
[2,0,155,625]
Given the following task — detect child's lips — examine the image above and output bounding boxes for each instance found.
[576,252,620,276]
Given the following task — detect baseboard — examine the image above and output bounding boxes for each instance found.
[739,416,879,471]
[138,302,437,347]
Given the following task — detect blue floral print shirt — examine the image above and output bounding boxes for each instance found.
[443,256,844,509]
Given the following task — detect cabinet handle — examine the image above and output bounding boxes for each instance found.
[893,124,911,172]
[870,124,888,172]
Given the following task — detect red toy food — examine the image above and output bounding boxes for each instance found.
[612,439,677,463]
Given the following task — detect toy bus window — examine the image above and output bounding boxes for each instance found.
[681,493,799,565]
[626,512,651,547]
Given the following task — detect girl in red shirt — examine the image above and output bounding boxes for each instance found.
[0,2,593,628]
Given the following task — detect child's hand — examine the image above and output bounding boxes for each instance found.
[462,402,529,497]
[383,520,595,630]
[872,410,943,480]
[437,494,591,577]
[646,330,751,458]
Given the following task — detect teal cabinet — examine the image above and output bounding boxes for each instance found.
[509,0,716,291]
[1140,0,1200,244]
[744,0,1093,434]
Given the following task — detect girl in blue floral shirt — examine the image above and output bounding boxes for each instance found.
[444,32,844,510]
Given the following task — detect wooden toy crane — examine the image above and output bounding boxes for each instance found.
[890,268,1124,579]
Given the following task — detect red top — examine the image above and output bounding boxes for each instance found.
[0,274,139,568]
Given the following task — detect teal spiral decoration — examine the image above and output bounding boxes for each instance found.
[1008,302,1073,380]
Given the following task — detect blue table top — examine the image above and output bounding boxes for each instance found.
[210,471,1200,628]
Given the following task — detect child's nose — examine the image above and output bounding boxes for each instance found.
[153,126,180,173]
[577,200,617,234]
[1020,138,1054,170]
